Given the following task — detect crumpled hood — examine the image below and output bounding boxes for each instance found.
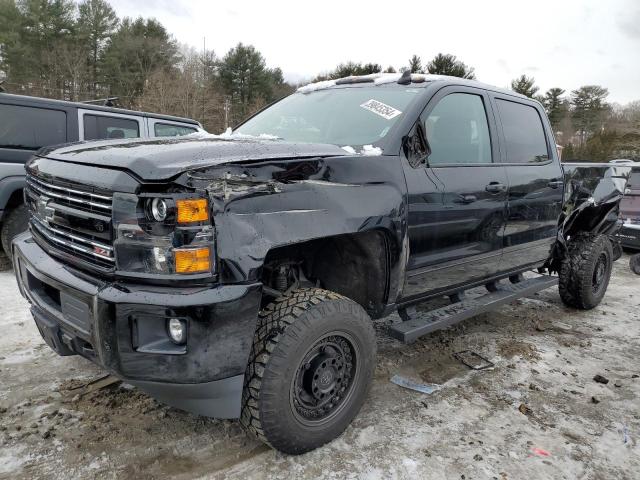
[37,135,348,181]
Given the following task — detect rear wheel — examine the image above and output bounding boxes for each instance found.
[1,204,30,263]
[559,233,613,309]
[240,288,376,454]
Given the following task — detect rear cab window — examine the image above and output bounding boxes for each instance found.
[495,99,549,163]
[0,104,67,150]
[83,114,140,140]
[154,123,197,137]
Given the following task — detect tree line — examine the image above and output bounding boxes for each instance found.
[509,74,639,161]
[0,0,292,131]
[0,1,638,161]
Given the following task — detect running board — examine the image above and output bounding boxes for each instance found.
[389,275,558,344]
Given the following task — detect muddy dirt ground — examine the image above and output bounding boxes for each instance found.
[1,255,639,480]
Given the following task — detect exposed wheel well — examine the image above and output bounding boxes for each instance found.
[260,230,390,318]
[4,188,24,211]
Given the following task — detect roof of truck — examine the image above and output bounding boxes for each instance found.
[296,72,531,101]
[0,92,202,126]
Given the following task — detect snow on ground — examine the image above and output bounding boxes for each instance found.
[0,256,639,479]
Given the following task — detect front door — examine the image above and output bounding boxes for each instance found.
[403,88,508,300]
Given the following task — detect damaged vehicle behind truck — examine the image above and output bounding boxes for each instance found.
[12,73,631,454]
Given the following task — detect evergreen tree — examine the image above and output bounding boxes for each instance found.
[511,74,539,98]
[218,43,274,123]
[78,0,118,96]
[426,53,475,79]
[542,87,566,129]
[2,0,76,94]
[408,54,422,74]
[0,0,25,81]
[326,61,381,79]
[103,17,178,106]
[571,85,610,145]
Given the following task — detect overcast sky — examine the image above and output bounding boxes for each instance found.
[109,0,640,104]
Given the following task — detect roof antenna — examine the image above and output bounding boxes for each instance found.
[397,70,411,85]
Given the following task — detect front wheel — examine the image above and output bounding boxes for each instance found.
[240,288,376,454]
[559,233,613,310]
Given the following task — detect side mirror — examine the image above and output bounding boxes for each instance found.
[403,122,431,168]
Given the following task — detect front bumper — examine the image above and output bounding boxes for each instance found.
[12,232,262,418]
[618,223,640,250]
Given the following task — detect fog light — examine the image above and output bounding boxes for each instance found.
[167,318,186,344]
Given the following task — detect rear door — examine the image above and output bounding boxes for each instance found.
[491,95,564,271]
[403,86,508,298]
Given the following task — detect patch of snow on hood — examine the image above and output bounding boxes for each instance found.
[341,145,383,156]
[361,145,383,156]
[182,129,281,141]
[341,146,357,154]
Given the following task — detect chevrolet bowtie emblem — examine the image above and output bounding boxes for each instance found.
[37,195,54,223]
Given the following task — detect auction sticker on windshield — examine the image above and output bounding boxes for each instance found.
[360,99,402,120]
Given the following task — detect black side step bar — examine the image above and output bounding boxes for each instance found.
[389,275,558,344]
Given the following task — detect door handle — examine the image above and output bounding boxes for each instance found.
[548,180,564,189]
[485,182,506,193]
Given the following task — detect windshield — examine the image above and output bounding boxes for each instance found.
[235,86,421,147]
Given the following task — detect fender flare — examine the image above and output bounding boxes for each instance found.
[0,175,26,218]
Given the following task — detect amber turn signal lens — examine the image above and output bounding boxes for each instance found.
[176,198,209,223]
[175,247,211,274]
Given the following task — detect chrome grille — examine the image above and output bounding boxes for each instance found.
[25,172,115,271]
[25,175,112,213]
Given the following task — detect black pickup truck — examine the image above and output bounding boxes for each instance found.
[12,73,630,454]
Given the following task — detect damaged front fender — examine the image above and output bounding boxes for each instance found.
[181,155,408,304]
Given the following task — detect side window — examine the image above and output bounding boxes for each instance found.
[154,123,197,137]
[495,99,549,163]
[83,114,140,140]
[0,104,66,149]
[424,93,492,165]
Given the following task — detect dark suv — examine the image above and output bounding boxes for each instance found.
[12,73,630,454]
[0,93,204,269]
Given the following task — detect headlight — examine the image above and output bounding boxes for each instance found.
[112,193,214,277]
[149,198,168,222]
